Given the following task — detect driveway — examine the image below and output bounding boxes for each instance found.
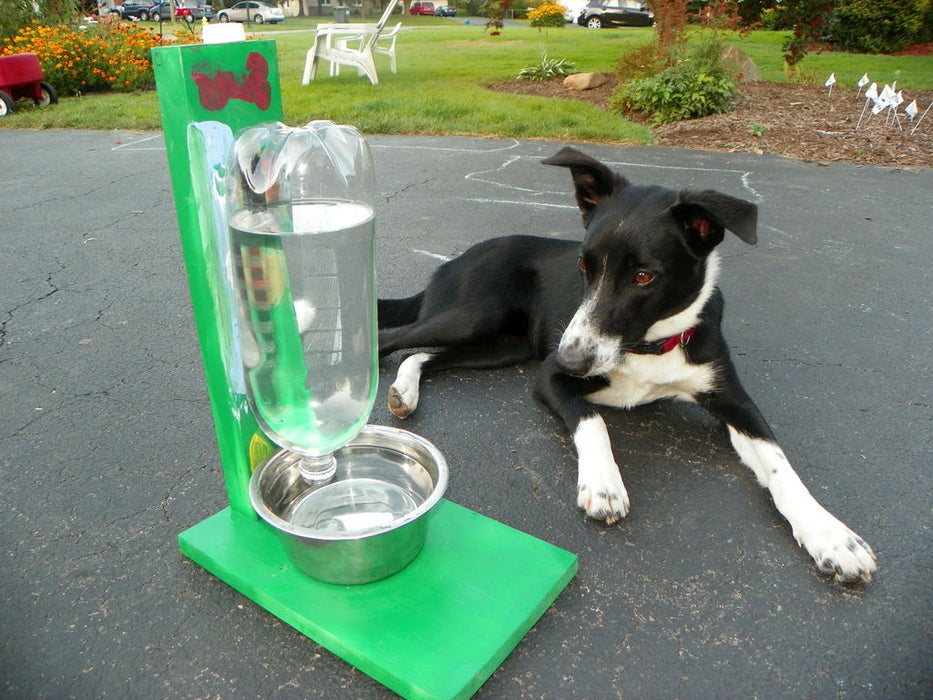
[1,129,930,698]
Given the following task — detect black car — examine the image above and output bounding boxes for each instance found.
[577,0,653,29]
[111,0,155,19]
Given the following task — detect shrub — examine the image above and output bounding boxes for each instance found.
[0,20,198,96]
[527,3,566,27]
[827,0,925,54]
[517,53,574,80]
[610,46,737,125]
[615,41,668,82]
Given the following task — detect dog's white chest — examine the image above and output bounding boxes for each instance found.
[586,351,716,409]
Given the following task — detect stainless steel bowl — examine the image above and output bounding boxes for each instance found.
[249,425,448,585]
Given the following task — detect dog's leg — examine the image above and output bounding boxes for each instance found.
[726,429,876,582]
[700,380,876,582]
[537,356,630,524]
[387,339,535,419]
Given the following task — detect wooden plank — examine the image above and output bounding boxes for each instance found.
[179,500,577,700]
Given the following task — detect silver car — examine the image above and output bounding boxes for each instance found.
[217,0,285,24]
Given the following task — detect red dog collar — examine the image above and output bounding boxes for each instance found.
[628,327,696,355]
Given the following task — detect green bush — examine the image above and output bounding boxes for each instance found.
[610,42,737,125]
[828,0,925,54]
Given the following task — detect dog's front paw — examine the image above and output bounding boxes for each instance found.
[573,415,629,524]
[577,467,630,524]
[796,515,877,583]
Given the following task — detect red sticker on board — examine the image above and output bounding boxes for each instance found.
[191,51,271,112]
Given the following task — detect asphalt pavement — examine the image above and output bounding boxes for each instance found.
[1,129,931,699]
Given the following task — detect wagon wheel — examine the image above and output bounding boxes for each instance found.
[35,82,58,108]
[0,91,15,117]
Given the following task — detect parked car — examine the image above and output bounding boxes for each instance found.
[576,0,653,28]
[147,1,174,20]
[409,1,435,15]
[185,3,216,20]
[435,5,456,16]
[111,0,155,19]
[217,0,285,23]
[149,1,215,21]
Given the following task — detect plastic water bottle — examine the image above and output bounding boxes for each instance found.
[228,121,377,482]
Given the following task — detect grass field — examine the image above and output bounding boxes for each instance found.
[2,18,931,142]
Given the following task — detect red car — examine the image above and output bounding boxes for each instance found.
[410,1,435,14]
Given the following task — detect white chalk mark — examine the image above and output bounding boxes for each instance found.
[413,249,453,262]
[111,134,164,151]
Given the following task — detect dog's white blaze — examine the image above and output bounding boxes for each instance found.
[728,428,877,580]
[559,275,620,377]
[588,352,717,409]
[573,414,630,521]
[645,251,721,342]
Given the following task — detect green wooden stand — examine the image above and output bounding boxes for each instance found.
[153,40,577,700]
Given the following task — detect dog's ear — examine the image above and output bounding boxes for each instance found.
[542,147,628,222]
[671,190,758,258]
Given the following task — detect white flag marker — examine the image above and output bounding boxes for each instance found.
[857,73,869,98]
[911,100,933,135]
[857,82,880,130]
[905,99,918,120]
[825,72,836,97]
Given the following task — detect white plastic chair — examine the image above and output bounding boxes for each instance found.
[301,0,400,86]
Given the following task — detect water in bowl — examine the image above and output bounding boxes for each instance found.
[286,478,419,535]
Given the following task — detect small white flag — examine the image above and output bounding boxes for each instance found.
[873,87,893,115]
[825,72,836,88]
[865,82,879,101]
[905,99,918,118]
[892,90,904,108]
[857,73,869,88]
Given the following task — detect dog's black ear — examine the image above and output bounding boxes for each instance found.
[671,190,758,258]
[542,147,628,221]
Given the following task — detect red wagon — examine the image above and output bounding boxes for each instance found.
[0,52,59,116]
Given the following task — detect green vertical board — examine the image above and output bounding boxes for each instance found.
[153,41,283,515]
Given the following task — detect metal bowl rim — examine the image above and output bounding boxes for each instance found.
[248,424,448,542]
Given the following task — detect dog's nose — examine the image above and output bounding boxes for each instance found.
[556,352,591,377]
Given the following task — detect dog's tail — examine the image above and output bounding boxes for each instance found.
[377,294,423,328]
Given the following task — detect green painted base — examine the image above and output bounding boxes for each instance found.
[178,500,577,700]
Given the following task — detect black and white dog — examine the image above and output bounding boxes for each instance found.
[378,147,876,583]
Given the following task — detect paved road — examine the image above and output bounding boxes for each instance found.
[2,130,930,699]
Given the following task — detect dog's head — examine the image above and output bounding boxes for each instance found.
[542,147,758,377]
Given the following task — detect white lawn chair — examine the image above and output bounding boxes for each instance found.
[301,0,400,86]
[372,21,402,74]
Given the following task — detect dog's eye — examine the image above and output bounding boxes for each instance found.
[577,256,587,272]
[633,270,654,285]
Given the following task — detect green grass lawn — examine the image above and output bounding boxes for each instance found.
[2,20,931,142]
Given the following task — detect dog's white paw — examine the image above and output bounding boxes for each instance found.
[387,353,431,419]
[577,470,630,524]
[387,382,417,419]
[573,415,630,524]
[795,515,877,583]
